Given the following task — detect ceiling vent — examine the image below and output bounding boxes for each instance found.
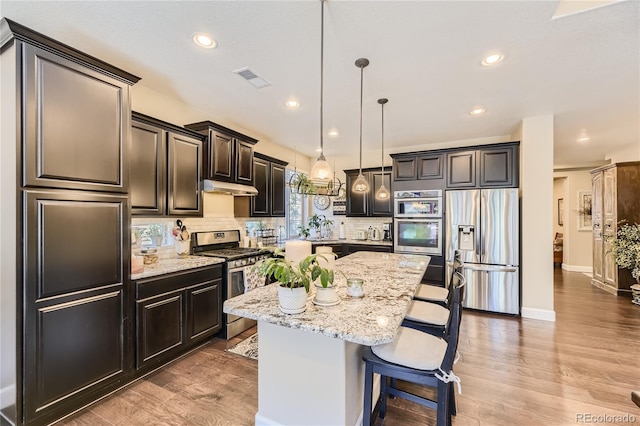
[233,67,271,89]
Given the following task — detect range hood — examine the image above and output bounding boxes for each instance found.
[202,180,258,196]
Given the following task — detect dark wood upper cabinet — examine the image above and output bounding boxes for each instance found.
[478,145,518,187]
[131,112,204,217]
[393,156,418,181]
[167,132,203,216]
[131,121,166,215]
[251,156,270,217]
[270,162,287,217]
[418,154,444,180]
[22,44,132,193]
[209,131,233,180]
[345,167,393,217]
[251,153,288,217]
[184,121,258,185]
[446,150,476,188]
[236,139,255,183]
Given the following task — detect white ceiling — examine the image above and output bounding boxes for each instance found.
[2,0,638,166]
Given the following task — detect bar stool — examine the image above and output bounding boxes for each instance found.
[362,282,463,426]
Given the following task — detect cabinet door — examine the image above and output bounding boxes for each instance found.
[236,139,254,183]
[187,280,222,341]
[136,292,184,367]
[446,151,476,188]
[346,173,368,216]
[23,190,128,422]
[591,172,604,282]
[418,154,444,180]
[208,130,233,181]
[393,157,417,181]
[603,168,617,287]
[370,171,393,216]
[270,162,287,217]
[22,45,129,192]
[479,147,515,187]
[167,132,202,216]
[251,157,270,216]
[131,121,166,215]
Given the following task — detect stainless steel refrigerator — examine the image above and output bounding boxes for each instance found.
[445,188,520,314]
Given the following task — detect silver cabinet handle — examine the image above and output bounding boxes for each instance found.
[461,265,517,273]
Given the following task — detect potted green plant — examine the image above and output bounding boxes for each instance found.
[308,213,324,239]
[298,225,310,240]
[321,216,334,239]
[148,224,164,247]
[607,221,640,283]
[290,173,317,195]
[255,251,339,314]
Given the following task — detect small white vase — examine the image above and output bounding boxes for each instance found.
[278,285,308,314]
[314,284,339,305]
[174,239,190,258]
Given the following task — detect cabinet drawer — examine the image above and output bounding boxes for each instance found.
[135,266,223,300]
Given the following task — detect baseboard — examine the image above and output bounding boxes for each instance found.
[561,264,593,273]
[521,307,556,322]
[0,385,15,411]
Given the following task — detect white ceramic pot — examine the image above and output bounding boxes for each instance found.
[278,285,308,314]
[174,239,190,258]
[314,284,339,304]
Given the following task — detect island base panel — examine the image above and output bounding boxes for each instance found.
[256,321,368,426]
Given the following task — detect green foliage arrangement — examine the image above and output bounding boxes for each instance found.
[254,251,343,292]
[607,222,640,280]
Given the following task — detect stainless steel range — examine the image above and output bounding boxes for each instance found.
[192,230,270,339]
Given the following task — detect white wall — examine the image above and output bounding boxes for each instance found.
[605,141,640,163]
[553,178,565,236]
[131,84,311,172]
[517,115,556,321]
[553,170,593,272]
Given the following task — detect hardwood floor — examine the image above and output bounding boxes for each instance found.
[56,269,640,425]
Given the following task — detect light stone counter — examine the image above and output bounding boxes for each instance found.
[131,256,225,280]
[223,251,429,346]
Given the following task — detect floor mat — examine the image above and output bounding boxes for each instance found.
[227,333,258,360]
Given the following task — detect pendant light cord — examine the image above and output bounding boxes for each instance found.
[320,0,325,158]
[359,64,363,174]
[381,101,384,174]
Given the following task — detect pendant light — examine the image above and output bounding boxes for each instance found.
[375,98,390,200]
[309,0,332,181]
[352,58,370,193]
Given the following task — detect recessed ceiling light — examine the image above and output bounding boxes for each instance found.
[286,100,300,108]
[315,148,323,152]
[328,130,339,137]
[193,33,217,49]
[482,53,503,66]
[577,134,590,143]
[470,107,486,115]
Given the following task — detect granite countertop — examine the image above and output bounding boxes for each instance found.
[223,251,429,346]
[278,239,393,247]
[131,256,225,280]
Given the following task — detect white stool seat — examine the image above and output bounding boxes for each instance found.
[405,300,450,326]
[372,326,447,371]
[414,284,448,303]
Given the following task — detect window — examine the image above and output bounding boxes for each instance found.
[286,168,305,238]
[132,221,173,248]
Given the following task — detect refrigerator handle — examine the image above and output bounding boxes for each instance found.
[477,191,483,257]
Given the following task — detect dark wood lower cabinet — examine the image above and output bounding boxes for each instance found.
[134,266,222,371]
[343,244,393,256]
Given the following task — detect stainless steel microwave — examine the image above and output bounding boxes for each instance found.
[394,190,442,218]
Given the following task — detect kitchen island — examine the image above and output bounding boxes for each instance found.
[224,251,429,426]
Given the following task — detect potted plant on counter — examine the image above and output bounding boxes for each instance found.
[255,250,341,314]
[308,213,324,239]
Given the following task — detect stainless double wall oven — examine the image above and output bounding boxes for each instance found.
[393,190,443,256]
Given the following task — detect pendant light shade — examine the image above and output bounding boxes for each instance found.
[375,98,390,200]
[310,0,332,181]
[352,58,370,193]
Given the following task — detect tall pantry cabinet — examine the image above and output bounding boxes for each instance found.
[590,162,640,296]
[0,19,140,425]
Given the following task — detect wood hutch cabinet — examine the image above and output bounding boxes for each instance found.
[590,162,640,295]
